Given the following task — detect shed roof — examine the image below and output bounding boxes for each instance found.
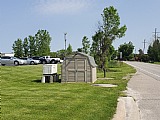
[70,52,97,67]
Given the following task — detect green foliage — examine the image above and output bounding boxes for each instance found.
[148,39,160,62]
[12,38,23,57]
[137,49,150,62]
[77,48,82,52]
[77,36,90,54]
[12,30,52,57]
[56,49,65,60]
[35,30,51,56]
[49,52,57,58]
[107,60,121,68]
[82,36,90,54]
[91,6,127,77]
[66,44,73,56]
[118,41,134,60]
[55,43,73,60]
[28,35,37,56]
[23,37,29,57]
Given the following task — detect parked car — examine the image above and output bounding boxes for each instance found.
[1,56,27,66]
[40,56,61,64]
[30,56,62,64]
[21,58,40,65]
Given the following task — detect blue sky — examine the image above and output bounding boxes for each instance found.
[1,0,160,54]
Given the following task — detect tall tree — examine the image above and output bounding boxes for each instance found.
[118,42,134,60]
[66,44,73,55]
[12,38,23,57]
[23,37,29,57]
[28,35,37,56]
[90,30,103,68]
[91,6,127,77]
[35,30,51,56]
[82,36,90,54]
[148,39,160,62]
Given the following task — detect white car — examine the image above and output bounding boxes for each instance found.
[21,58,40,65]
[1,56,27,66]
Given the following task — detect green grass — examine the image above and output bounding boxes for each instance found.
[153,62,160,65]
[1,62,136,120]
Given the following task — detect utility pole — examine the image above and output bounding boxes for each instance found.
[142,39,147,53]
[64,33,67,55]
[153,28,160,41]
[64,33,67,82]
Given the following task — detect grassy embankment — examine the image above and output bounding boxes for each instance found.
[1,61,136,120]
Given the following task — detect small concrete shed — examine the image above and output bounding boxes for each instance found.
[61,52,97,83]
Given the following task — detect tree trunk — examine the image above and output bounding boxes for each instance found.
[103,68,106,78]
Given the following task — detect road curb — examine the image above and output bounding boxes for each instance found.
[112,97,140,120]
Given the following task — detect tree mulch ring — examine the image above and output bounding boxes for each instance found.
[92,84,117,88]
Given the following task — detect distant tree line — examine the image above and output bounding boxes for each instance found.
[148,39,160,62]
[13,30,51,57]
[12,29,73,59]
[134,39,160,62]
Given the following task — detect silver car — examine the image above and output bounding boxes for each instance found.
[1,56,27,66]
[21,58,40,65]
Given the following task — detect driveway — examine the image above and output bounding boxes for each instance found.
[125,61,160,120]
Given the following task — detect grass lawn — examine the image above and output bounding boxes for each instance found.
[153,62,160,65]
[1,62,136,120]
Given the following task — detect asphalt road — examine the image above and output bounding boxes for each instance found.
[125,61,160,120]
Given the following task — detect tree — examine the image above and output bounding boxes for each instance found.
[91,6,127,77]
[90,30,103,68]
[108,45,116,60]
[148,39,160,62]
[12,38,23,57]
[23,37,29,57]
[66,44,73,55]
[77,48,82,52]
[82,36,90,54]
[35,30,51,56]
[12,29,52,57]
[118,42,134,60]
[137,49,149,62]
[138,49,144,55]
[28,35,37,56]
[49,52,57,58]
[56,49,65,60]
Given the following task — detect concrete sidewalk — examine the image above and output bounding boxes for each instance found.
[112,72,141,120]
[112,96,140,120]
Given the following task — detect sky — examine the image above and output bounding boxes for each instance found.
[0,0,160,54]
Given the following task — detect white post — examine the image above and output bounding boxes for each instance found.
[41,76,45,83]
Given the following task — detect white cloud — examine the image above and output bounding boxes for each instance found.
[34,0,92,15]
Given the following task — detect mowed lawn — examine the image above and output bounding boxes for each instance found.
[153,62,160,65]
[1,62,136,120]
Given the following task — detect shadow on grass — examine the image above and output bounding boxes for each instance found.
[32,79,42,83]
[31,79,62,83]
